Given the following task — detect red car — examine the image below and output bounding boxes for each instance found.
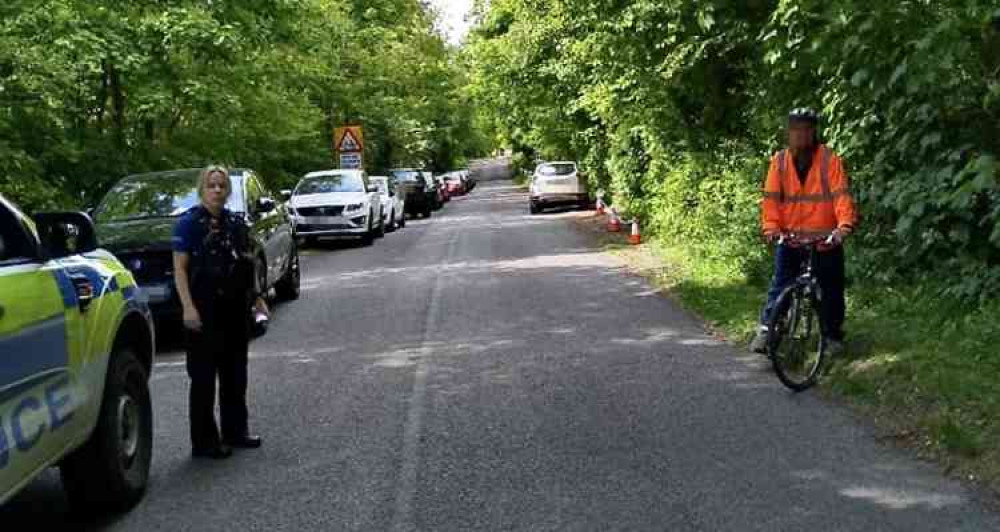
[425,172,449,205]
[443,173,465,196]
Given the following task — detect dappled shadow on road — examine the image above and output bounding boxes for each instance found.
[380,320,983,528]
[281,194,986,528]
[299,248,622,293]
[6,181,990,529]
[319,308,984,528]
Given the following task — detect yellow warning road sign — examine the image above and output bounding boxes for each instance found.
[335,126,364,153]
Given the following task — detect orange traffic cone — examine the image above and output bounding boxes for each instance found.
[607,207,621,232]
[629,218,641,245]
[595,196,605,216]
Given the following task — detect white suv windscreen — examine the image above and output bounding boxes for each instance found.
[297,174,365,194]
[537,163,576,177]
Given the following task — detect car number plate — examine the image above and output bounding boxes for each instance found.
[307,216,344,225]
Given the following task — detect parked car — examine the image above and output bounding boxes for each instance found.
[289,169,384,246]
[464,169,477,191]
[389,168,432,219]
[423,172,445,209]
[421,171,443,211]
[436,174,452,203]
[93,168,300,322]
[443,173,465,196]
[0,192,155,512]
[369,175,406,232]
[529,161,590,214]
[464,168,477,191]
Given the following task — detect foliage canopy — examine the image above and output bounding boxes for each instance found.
[467,0,1000,300]
[0,0,490,210]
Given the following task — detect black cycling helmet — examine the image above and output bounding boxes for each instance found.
[788,107,819,126]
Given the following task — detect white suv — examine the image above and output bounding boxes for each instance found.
[369,176,406,232]
[529,161,589,214]
[290,170,385,246]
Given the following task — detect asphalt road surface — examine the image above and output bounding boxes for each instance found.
[4,181,999,531]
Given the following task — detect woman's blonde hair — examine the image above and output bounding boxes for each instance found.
[197,165,231,201]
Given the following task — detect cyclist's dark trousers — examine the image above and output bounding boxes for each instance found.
[185,295,250,450]
[760,243,845,340]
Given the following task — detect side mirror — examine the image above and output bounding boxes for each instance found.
[256,197,276,214]
[32,212,98,259]
[279,189,292,201]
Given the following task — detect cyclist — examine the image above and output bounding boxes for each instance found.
[750,108,858,356]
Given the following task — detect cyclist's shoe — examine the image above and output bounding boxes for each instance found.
[750,327,769,355]
[823,338,846,358]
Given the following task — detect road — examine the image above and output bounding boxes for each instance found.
[3,180,998,531]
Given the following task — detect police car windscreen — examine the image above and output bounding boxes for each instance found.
[296,173,365,194]
[537,163,575,176]
[95,173,242,223]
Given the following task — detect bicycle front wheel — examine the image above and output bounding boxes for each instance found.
[767,286,826,391]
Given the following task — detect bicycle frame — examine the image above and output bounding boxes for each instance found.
[794,245,822,301]
[768,235,836,391]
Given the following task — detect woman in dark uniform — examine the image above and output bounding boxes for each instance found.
[172,165,267,459]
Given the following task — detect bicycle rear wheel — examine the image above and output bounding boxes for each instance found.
[767,286,826,391]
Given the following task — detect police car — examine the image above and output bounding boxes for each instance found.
[0,193,154,512]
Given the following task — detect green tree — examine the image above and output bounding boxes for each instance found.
[0,0,490,211]
[467,0,1000,298]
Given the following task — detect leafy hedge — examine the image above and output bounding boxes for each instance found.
[467,0,1000,301]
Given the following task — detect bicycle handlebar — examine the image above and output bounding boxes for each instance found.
[777,232,837,247]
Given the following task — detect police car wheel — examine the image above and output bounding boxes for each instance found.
[60,348,152,513]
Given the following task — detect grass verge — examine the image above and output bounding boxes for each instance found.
[575,213,1000,495]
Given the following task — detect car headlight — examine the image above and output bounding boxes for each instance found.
[344,203,364,212]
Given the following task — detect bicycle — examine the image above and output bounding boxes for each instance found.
[767,233,837,392]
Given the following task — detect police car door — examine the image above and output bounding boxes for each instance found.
[0,202,79,498]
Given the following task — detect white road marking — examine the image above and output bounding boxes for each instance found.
[391,224,458,532]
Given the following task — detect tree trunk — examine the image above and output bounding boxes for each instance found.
[96,59,109,134]
[107,60,126,148]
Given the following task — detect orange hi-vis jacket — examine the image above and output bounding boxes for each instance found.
[761,144,858,238]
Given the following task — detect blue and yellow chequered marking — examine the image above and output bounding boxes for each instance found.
[57,251,139,368]
[0,253,139,491]
[0,194,149,503]
[0,251,136,394]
